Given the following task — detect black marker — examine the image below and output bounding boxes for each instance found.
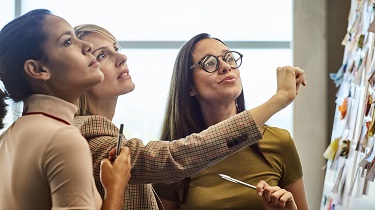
[116,124,124,157]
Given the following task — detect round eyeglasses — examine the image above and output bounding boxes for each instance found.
[190,51,243,73]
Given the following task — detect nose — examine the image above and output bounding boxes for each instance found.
[116,52,128,67]
[82,40,93,54]
[218,58,231,74]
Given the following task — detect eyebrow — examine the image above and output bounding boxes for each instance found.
[57,31,73,42]
[204,49,231,57]
[92,42,118,54]
[221,49,230,54]
[92,46,108,54]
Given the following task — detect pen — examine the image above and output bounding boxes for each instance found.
[217,174,256,189]
[116,124,124,157]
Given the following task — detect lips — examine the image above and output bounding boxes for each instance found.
[118,70,130,79]
[89,58,99,67]
[220,75,236,83]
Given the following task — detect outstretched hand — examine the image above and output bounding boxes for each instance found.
[293,66,307,95]
[256,180,297,210]
[275,66,307,107]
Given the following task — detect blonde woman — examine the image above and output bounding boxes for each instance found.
[73,24,306,209]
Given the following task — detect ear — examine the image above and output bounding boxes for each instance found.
[24,60,50,81]
[190,86,197,96]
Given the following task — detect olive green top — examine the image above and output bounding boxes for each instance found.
[153,125,303,210]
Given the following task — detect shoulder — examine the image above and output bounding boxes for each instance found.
[49,125,87,147]
[262,125,291,140]
[262,124,288,133]
[261,125,295,148]
[73,115,118,139]
[43,125,91,159]
[73,115,111,128]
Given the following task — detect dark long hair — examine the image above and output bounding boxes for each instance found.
[161,33,269,164]
[0,9,51,128]
[159,33,270,203]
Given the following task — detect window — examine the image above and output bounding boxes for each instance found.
[116,48,293,140]
[0,0,15,28]
[1,0,293,141]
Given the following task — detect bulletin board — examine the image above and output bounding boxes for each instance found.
[320,0,375,209]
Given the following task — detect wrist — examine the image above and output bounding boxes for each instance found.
[271,91,294,111]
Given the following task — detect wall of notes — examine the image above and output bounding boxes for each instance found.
[321,0,375,209]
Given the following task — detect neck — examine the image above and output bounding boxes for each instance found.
[35,83,84,105]
[88,96,117,120]
[200,101,237,127]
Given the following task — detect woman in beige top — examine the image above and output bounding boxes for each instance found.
[0,9,131,210]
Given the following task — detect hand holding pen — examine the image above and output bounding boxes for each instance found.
[109,124,128,162]
[256,180,297,210]
[218,174,297,210]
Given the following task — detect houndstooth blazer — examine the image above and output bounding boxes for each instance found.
[73,110,262,210]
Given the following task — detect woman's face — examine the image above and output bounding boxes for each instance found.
[190,38,243,105]
[40,15,104,101]
[81,32,135,100]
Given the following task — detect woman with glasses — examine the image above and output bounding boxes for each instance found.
[73,25,306,209]
[152,33,309,210]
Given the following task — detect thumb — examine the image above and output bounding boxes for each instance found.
[100,158,112,171]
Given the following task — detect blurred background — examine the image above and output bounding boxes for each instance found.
[0,1,349,209]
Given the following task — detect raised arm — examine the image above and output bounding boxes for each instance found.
[250,66,306,127]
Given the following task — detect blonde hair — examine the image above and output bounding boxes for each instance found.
[74,24,120,47]
[75,92,90,116]
[74,24,120,116]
